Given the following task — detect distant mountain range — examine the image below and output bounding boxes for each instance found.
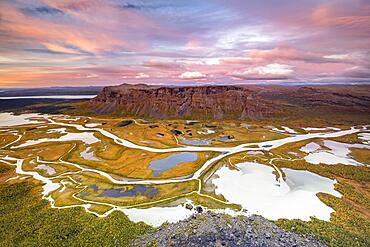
[0,86,103,97]
[89,83,370,119]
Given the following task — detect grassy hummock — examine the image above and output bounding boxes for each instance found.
[0,166,152,246]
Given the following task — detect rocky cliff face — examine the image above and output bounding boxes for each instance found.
[89,84,370,120]
[89,84,276,119]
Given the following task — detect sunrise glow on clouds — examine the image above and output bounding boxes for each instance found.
[0,0,369,87]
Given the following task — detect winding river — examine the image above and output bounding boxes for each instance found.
[46,117,368,184]
[0,113,369,226]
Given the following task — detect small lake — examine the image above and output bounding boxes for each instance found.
[246,151,264,155]
[302,140,369,166]
[300,142,321,153]
[262,144,272,148]
[218,135,235,142]
[0,112,43,126]
[98,185,158,198]
[180,138,210,146]
[80,147,100,161]
[36,164,56,175]
[212,162,341,221]
[148,152,198,176]
[13,130,100,148]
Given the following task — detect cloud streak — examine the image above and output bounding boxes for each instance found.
[0,0,369,87]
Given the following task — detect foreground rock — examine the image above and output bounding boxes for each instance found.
[130,212,326,247]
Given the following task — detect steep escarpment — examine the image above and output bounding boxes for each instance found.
[89,84,370,120]
[89,84,276,119]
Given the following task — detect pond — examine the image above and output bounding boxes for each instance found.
[116,120,133,127]
[180,138,210,146]
[85,123,101,127]
[302,140,369,166]
[98,185,158,198]
[35,164,56,175]
[300,142,321,153]
[246,151,264,155]
[148,152,198,176]
[212,162,341,221]
[90,184,99,192]
[218,135,235,142]
[0,112,43,126]
[261,144,272,148]
[80,147,100,161]
[13,130,100,148]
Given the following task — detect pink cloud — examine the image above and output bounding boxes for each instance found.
[135,73,150,79]
[249,47,300,61]
[0,0,170,55]
[179,71,207,79]
[0,1,369,87]
[311,5,370,31]
[230,63,294,80]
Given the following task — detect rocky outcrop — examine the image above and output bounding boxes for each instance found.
[89,84,276,119]
[89,84,370,120]
[130,212,326,247]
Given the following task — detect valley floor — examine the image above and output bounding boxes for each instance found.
[0,112,369,246]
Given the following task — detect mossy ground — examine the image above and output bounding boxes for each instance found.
[0,113,369,246]
[0,164,152,247]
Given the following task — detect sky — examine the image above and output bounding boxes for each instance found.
[0,0,369,88]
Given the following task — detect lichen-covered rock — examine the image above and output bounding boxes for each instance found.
[130,212,326,247]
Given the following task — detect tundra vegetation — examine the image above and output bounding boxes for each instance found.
[0,112,369,247]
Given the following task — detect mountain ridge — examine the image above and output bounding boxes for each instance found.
[89,83,370,120]
[90,84,277,119]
